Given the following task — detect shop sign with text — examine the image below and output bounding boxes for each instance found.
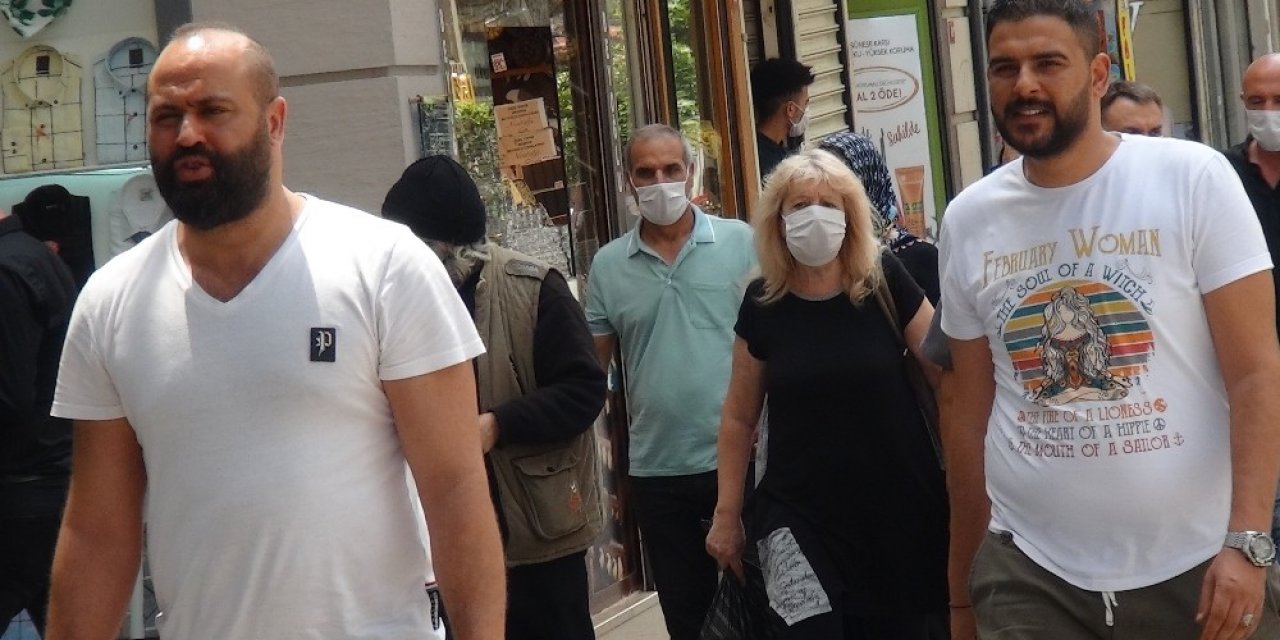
[849,14,936,239]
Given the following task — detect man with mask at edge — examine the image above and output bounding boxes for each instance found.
[1224,52,1280,547]
[585,124,756,640]
[751,58,816,180]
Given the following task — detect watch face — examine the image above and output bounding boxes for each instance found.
[1249,535,1269,555]
[1248,535,1277,562]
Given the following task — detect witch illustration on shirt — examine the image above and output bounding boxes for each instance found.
[1031,286,1131,406]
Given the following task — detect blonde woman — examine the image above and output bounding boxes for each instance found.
[705,149,947,639]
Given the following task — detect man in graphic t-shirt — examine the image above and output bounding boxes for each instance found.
[940,1,1280,639]
[44,24,505,640]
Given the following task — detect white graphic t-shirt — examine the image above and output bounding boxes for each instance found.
[940,135,1272,591]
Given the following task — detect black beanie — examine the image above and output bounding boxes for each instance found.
[381,155,486,245]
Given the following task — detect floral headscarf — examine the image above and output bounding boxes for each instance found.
[817,132,898,224]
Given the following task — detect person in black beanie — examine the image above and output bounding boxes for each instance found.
[383,156,607,640]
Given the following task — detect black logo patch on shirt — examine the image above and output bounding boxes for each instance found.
[310,327,336,362]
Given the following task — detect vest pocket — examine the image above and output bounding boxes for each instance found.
[510,448,589,540]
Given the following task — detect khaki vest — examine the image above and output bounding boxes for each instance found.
[475,246,604,566]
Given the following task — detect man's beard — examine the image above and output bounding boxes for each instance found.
[152,124,273,231]
[994,82,1092,159]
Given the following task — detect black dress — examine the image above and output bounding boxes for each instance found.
[734,254,948,628]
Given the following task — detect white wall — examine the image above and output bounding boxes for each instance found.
[191,0,447,214]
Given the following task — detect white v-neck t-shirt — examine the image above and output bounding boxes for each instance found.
[53,195,484,639]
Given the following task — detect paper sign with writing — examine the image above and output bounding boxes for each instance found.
[498,128,556,166]
[495,98,549,137]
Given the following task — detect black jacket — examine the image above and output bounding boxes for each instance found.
[1223,139,1280,341]
[0,215,76,478]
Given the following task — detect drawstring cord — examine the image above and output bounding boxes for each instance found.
[1102,591,1118,627]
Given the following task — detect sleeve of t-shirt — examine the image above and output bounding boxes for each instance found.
[583,255,615,337]
[883,250,925,331]
[377,230,486,381]
[1190,152,1274,292]
[938,210,985,340]
[921,308,954,371]
[51,282,126,421]
[734,279,766,360]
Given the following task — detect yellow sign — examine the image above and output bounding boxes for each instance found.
[1115,0,1136,80]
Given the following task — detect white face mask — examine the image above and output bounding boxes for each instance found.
[784,204,846,267]
[631,180,690,226]
[1248,110,1280,152]
[788,102,810,138]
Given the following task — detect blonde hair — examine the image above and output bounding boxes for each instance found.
[752,149,883,304]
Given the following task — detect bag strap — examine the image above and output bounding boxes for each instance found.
[872,276,905,349]
[871,272,946,470]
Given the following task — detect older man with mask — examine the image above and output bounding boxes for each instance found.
[1225,53,1280,547]
[585,123,755,640]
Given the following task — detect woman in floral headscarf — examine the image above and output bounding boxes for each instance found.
[818,132,940,304]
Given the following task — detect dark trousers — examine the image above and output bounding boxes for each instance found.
[972,530,1280,639]
[629,471,719,640]
[0,476,69,636]
[507,550,595,640]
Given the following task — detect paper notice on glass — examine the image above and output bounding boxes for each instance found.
[498,128,557,167]
[495,98,550,137]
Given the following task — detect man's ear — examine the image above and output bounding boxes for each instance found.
[267,96,288,142]
[1090,53,1111,98]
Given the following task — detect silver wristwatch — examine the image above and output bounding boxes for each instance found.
[1224,531,1277,567]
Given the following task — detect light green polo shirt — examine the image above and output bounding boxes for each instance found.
[585,208,756,477]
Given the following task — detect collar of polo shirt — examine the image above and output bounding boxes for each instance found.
[626,205,718,257]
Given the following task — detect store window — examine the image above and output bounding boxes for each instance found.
[439,0,645,611]
[655,0,756,219]
[666,0,727,214]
